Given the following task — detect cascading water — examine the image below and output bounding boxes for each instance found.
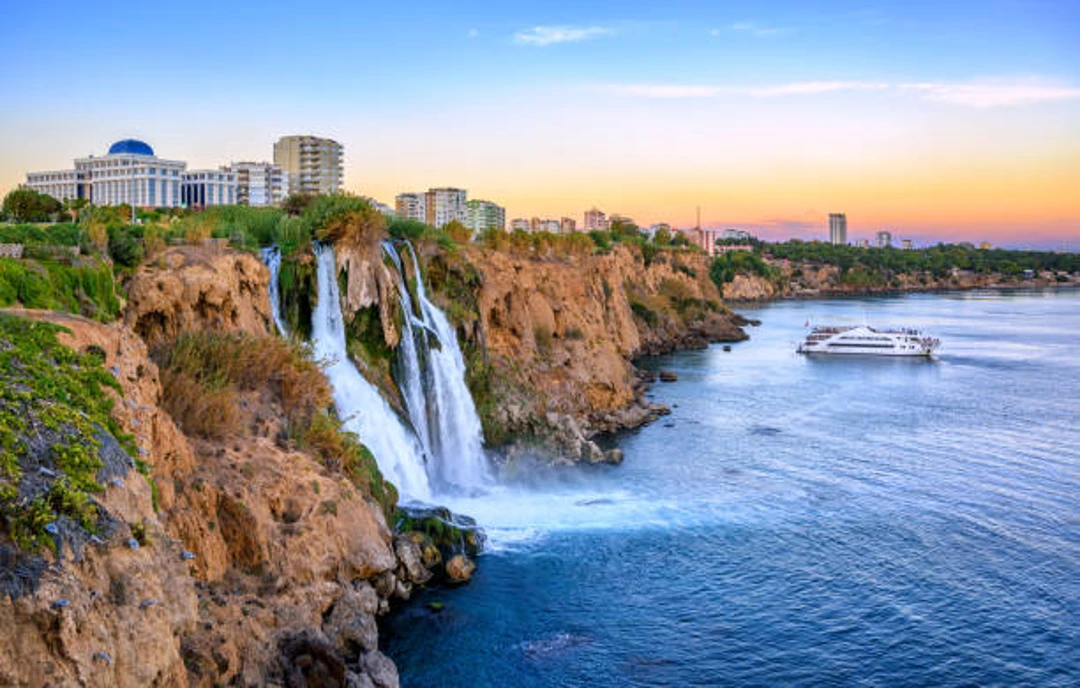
[385,241,491,493]
[261,246,289,337]
[310,243,433,501]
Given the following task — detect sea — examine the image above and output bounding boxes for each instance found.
[382,289,1079,687]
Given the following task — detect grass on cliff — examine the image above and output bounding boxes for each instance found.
[0,314,134,551]
[0,256,121,322]
[155,331,397,512]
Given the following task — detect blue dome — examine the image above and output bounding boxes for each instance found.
[108,139,154,156]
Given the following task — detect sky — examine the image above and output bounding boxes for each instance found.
[2,0,1079,248]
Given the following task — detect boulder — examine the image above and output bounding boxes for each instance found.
[444,555,477,584]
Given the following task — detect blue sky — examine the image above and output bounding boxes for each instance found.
[3,0,1079,245]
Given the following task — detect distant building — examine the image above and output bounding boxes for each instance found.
[510,218,530,232]
[465,199,505,233]
[722,228,752,241]
[856,239,871,248]
[829,213,847,245]
[648,222,672,239]
[690,227,727,255]
[979,241,992,250]
[876,230,892,248]
[609,213,635,228]
[181,169,237,208]
[560,217,577,233]
[395,193,427,223]
[901,239,914,250]
[529,217,560,233]
[223,161,288,206]
[25,138,185,207]
[584,207,608,231]
[714,244,754,254]
[425,187,467,228]
[273,135,343,195]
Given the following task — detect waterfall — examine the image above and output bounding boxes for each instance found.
[310,243,433,501]
[261,246,289,337]
[388,241,491,493]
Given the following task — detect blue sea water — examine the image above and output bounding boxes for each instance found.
[382,290,1080,687]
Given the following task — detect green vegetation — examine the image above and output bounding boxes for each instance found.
[762,239,1079,279]
[0,314,134,552]
[709,250,781,289]
[154,331,397,514]
[2,189,62,223]
[0,256,121,321]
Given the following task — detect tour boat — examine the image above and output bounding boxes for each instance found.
[797,325,940,357]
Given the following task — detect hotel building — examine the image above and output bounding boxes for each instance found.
[584,207,608,231]
[465,199,506,233]
[181,169,237,208]
[425,188,467,229]
[829,213,848,245]
[875,230,893,248]
[395,193,427,223]
[25,139,185,207]
[223,161,288,206]
[273,135,343,195]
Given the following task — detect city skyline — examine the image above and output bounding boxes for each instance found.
[3,1,1079,248]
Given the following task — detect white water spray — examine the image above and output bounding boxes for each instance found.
[310,243,433,501]
[260,246,289,337]
[387,241,491,493]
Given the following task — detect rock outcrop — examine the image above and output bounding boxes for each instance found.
[124,245,272,348]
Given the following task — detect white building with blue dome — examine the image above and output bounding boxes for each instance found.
[26,139,188,208]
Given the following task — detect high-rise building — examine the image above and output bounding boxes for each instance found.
[829,213,847,245]
[560,217,577,233]
[722,228,752,241]
[425,187,467,228]
[584,207,608,231]
[465,199,505,233]
[181,169,237,208]
[395,193,427,223]
[510,218,530,232]
[901,239,914,250]
[223,161,288,206]
[25,139,185,207]
[876,230,892,248]
[273,135,343,195]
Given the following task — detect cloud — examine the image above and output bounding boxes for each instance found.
[730,21,791,37]
[900,79,1080,108]
[750,81,890,96]
[598,81,887,99]
[598,77,1080,108]
[513,25,612,46]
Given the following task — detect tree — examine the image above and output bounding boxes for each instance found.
[283,192,318,216]
[2,189,62,222]
[442,220,472,244]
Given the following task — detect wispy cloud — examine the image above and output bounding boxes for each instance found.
[598,77,1080,108]
[730,21,792,38]
[751,81,890,96]
[513,25,612,46]
[899,79,1080,108]
[600,84,734,98]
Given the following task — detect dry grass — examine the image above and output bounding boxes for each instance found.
[154,331,397,512]
[156,332,330,439]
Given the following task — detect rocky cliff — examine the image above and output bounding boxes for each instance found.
[420,243,748,462]
[1,244,460,688]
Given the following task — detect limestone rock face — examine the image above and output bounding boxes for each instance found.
[428,244,748,459]
[124,245,272,348]
[1,309,405,688]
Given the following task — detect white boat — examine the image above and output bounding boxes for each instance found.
[797,325,940,357]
